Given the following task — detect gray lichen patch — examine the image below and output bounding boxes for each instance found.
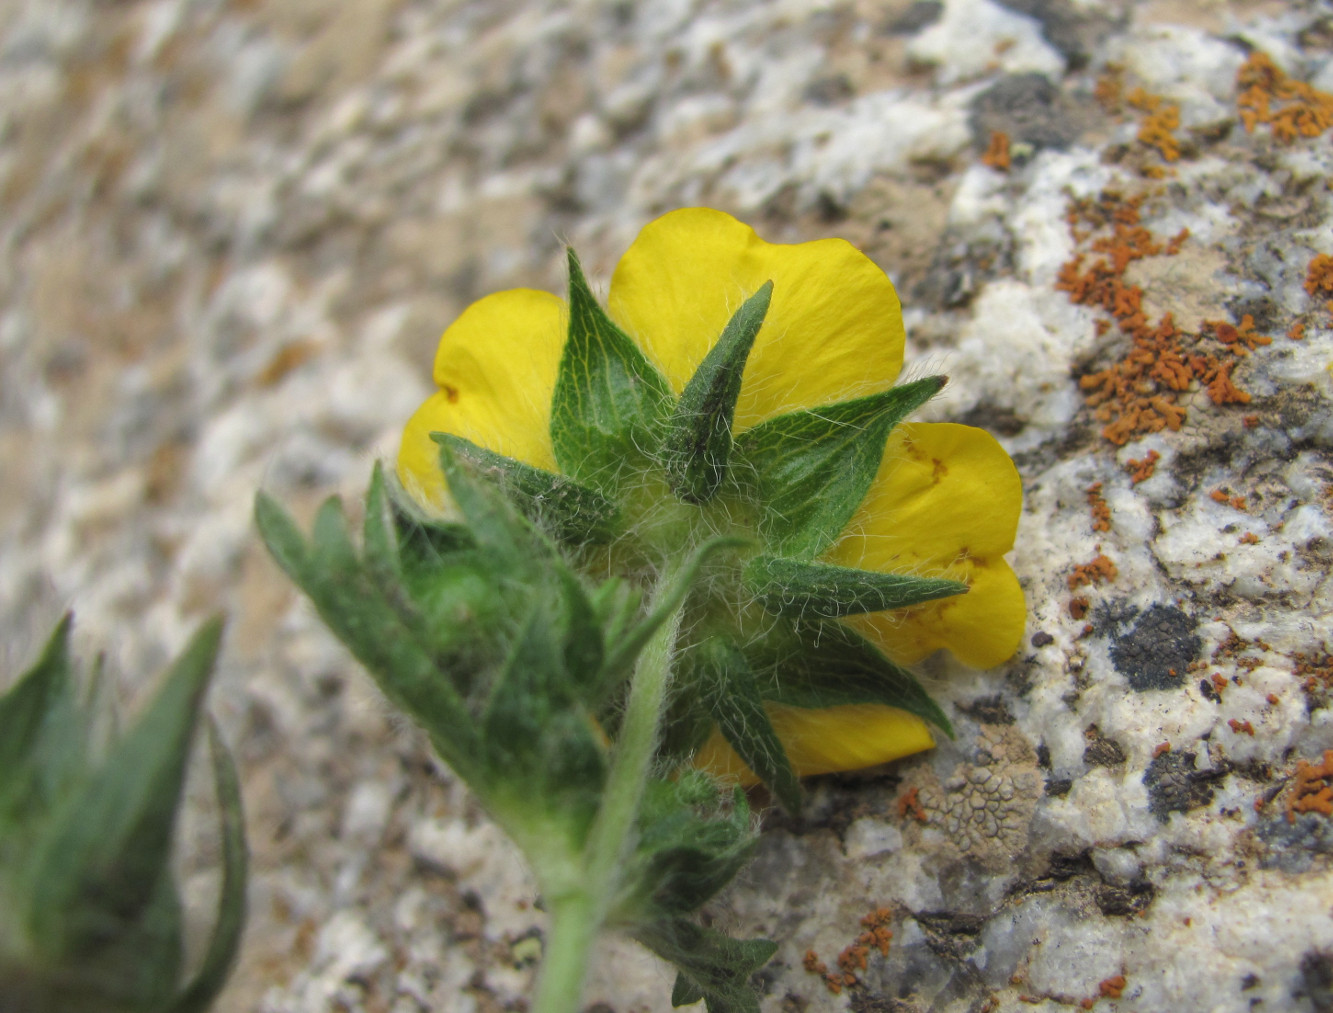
[917,725,1042,867]
[1143,749,1225,821]
[1110,604,1202,691]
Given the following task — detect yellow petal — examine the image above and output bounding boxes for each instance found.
[607,208,905,431]
[695,703,935,781]
[845,557,1025,668]
[397,289,565,510]
[827,421,1025,668]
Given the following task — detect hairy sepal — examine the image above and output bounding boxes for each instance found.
[743,555,967,619]
[748,619,953,737]
[662,281,772,504]
[551,249,672,494]
[432,432,621,544]
[696,637,801,813]
[734,375,946,558]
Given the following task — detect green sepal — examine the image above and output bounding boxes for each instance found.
[696,638,801,813]
[436,438,540,562]
[550,248,672,492]
[27,618,223,961]
[743,555,967,619]
[431,433,622,544]
[633,918,777,1013]
[750,620,953,737]
[734,375,946,558]
[662,281,772,504]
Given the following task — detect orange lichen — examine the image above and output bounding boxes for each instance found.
[1099,975,1127,999]
[1288,320,1306,341]
[1068,553,1118,590]
[859,908,894,957]
[1228,718,1255,736]
[1239,532,1260,545]
[1153,742,1171,758]
[1295,650,1333,700]
[1061,190,1273,444]
[1306,254,1333,302]
[1210,673,1229,699]
[1069,596,1090,620]
[1237,52,1333,142]
[982,130,1012,172]
[1086,482,1111,532]
[807,908,894,995]
[1287,750,1333,822]
[1127,87,1181,161]
[897,786,927,823]
[1094,67,1124,113]
[1126,449,1161,483]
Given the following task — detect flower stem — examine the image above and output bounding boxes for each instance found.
[531,581,684,1013]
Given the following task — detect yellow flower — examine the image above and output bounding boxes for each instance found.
[398,208,1024,780]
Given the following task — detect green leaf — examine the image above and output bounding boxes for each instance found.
[481,594,606,840]
[622,776,756,919]
[673,974,706,1005]
[255,491,312,584]
[634,918,777,1013]
[662,281,772,504]
[28,618,223,961]
[750,620,953,737]
[362,461,403,587]
[0,615,72,803]
[550,248,672,492]
[167,720,248,1013]
[432,432,621,544]
[258,492,484,774]
[733,375,946,558]
[743,555,967,619]
[697,638,801,813]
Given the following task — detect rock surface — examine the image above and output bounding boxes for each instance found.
[2,0,1332,1011]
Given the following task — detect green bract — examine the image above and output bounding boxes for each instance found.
[0,618,246,1013]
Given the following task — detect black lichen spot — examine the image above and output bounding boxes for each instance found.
[1045,776,1072,797]
[881,1,943,35]
[957,695,1014,724]
[1095,879,1155,917]
[1299,950,1333,1013]
[1083,726,1127,768]
[1031,631,1055,648]
[803,74,854,106]
[1144,750,1217,821]
[1111,604,1201,691]
[1200,678,1222,704]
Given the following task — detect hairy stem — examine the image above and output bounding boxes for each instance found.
[530,578,683,1013]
